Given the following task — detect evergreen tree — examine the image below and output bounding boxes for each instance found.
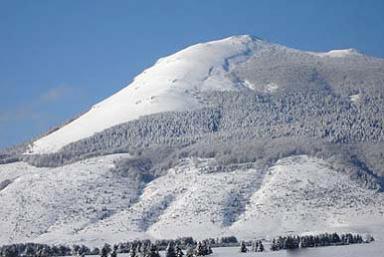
[165,242,176,257]
[145,244,160,257]
[185,244,194,257]
[258,241,264,252]
[110,245,118,257]
[175,244,184,257]
[239,242,248,253]
[129,245,136,257]
[207,244,213,255]
[139,243,149,257]
[270,239,279,251]
[195,242,204,256]
[101,244,111,257]
[251,241,257,252]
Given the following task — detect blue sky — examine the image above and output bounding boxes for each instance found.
[1,0,384,149]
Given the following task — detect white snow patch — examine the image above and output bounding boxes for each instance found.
[242,80,256,90]
[350,94,361,103]
[310,48,361,58]
[264,82,279,93]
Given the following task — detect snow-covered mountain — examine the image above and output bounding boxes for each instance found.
[1,35,384,246]
[26,35,371,155]
[27,35,262,154]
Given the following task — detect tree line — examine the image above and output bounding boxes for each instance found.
[268,233,374,251]
[0,236,238,257]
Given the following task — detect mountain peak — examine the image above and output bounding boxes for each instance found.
[27,35,270,154]
[26,36,372,154]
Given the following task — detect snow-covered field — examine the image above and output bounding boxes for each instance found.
[80,243,383,257]
[210,243,384,257]
[1,154,384,246]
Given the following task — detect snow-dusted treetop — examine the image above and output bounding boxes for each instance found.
[26,35,364,154]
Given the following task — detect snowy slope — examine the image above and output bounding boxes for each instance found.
[26,35,367,154]
[1,155,383,246]
[0,154,137,245]
[27,35,263,154]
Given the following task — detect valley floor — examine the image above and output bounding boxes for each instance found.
[76,242,384,257]
[210,242,384,257]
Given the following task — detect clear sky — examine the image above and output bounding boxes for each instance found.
[1,0,384,149]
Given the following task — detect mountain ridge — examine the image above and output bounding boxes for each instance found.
[24,35,381,155]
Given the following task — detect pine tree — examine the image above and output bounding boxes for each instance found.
[139,243,149,257]
[165,242,176,257]
[145,244,160,257]
[175,244,184,257]
[185,244,194,257]
[258,241,264,252]
[270,239,279,251]
[129,245,136,257]
[110,245,118,257]
[100,244,111,257]
[251,241,257,252]
[195,242,204,256]
[207,244,213,255]
[239,242,248,253]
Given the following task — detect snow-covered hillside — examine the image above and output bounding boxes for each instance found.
[27,35,261,154]
[26,35,371,155]
[1,155,383,246]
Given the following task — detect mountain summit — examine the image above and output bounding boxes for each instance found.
[27,35,369,154]
[28,35,264,154]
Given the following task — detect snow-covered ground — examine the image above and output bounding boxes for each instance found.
[79,243,384,257]
[210,243,384,257]
[1,154,383,246]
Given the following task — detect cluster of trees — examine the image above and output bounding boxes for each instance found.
[0,236,227,257]
[100,242,160,257]
[96,240,214,257]
[185,241,212,257]
[0,232,376,257]
[270,233,374,251]
[0,243,95,257]
[239,241,264,253]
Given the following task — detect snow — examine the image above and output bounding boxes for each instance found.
[241,80,279,93]
[310,48,361,58]
[231,156,384,239]
[264,82,279,93]
[0,154,135,245]
[1,155,384,246]
[209,243,384,257]
[27,35,268,154]
[350,94,361,103]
